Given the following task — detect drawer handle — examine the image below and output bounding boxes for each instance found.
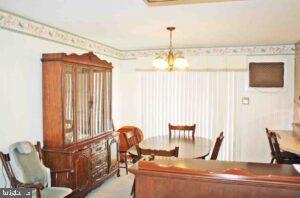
[77,147,88,152]
[95,147,102,152]
[94,163,104,169]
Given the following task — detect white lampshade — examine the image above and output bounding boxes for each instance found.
[153,57,168,70]
[173,57,189,69]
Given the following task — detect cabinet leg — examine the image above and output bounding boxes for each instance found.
[117,168,120,177]
[125,154,128,174]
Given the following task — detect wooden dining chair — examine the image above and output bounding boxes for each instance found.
[135,145,179,158]
[117,126,144,162]
[131,145,179,197]
[268,130,300,164]
[121,129,140,174]
[209,132,224,160]
[266,128,281,164]
[168,123,196,139]
[265,128,300,164]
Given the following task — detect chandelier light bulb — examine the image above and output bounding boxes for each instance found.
[153,57,168,70]
[173,56,189,69]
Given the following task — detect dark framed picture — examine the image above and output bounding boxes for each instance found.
[249,62,284,87]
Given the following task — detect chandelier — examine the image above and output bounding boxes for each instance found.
[153,27,189,71]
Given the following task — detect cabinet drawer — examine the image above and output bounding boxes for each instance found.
[91,156,108,170]
[92,164,108,174]
[92,168,108,183]
[91,150,107,160]
[91,142,107,155]
[110,160,119,171]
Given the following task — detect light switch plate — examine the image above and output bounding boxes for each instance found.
[242,97,250,105]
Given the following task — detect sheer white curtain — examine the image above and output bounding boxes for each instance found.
[138,71,241,161]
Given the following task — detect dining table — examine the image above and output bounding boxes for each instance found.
[127,135,213,158]
[275,130,300,155]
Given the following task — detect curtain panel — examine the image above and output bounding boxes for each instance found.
[138,71,243,161]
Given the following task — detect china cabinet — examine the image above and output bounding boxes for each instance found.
[42,52,119,197]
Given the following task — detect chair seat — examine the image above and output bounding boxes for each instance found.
[279,151,300,164]
[33,187,72,198]
[281,151,300,159]
[271,151,300,163]
[281,158,300,164]
[129,153,142,163]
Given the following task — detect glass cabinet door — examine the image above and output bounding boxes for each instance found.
[63,66,75,144]
[76,67,91,141]
[103,70,113,131]
[91,69,104,136]
[108,136,119,173]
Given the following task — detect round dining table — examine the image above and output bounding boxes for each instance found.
[128,135,213,158]
[275,130,300,155]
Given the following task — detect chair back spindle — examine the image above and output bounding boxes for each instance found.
[0,152,18,187]
[210,132,224,160]
[268,131,284,164]
[265,128,277,163]
[123,129,139,149]
[168,123,196,139]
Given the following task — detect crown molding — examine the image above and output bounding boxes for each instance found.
[0,9,296,60]
[0,9,127,59]
[125,44,295,58]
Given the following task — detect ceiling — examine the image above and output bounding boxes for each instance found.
[0,0,299,51]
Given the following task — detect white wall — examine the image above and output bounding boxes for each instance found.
[0,28,120,187]
[236,55,294,162]
[116,54,295,163]
[0,27,295,187]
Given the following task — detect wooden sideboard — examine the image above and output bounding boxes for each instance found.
[44,132,119,197]
[42,52,119,197]
[129,158,300,198]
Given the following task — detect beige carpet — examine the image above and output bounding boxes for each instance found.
[86,166,134,198]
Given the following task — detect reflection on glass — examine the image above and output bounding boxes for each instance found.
[92,70,104,135]
[103,71,112,131]
[76,67,91,140]
[110,140,118,169]
[64,66,74,144]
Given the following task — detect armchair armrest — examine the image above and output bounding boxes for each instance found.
[14,180,44,198]
[10,177,44,190]
[18,182,44,189]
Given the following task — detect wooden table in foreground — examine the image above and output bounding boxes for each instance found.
[127,135,213,158]
[129,158,300,198]
[275,130,300,155]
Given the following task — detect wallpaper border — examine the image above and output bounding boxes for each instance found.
[0,9,296,60]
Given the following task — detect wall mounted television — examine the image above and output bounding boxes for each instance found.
[249,62,284,87]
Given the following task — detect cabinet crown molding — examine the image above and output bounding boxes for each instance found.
[41,52,113,68]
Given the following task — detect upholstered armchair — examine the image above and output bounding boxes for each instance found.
[0,141,73,198]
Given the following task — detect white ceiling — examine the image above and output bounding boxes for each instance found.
[0,0,299,50]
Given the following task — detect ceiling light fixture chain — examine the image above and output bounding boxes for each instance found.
[167,27,175,53]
